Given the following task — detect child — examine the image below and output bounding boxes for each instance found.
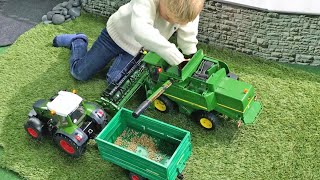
[53,0,204,84]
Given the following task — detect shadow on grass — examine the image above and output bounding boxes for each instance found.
[0,146,23,180]
[279,62,320,75]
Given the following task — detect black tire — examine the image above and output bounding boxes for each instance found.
[227,73,239,80]
[24,117,44,140]
[129,172,146,180]
[153,95,175,113]
[192,111,220,130]
[177,173,184,180]
[91,120,107,138]
[54,133,86,158]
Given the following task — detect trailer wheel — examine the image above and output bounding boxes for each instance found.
[154,95,174,113]
[192,111,220,130]
[177,173,184,179]
[24,117,43,140]
[129,172,146,180]
[54,133,86,158]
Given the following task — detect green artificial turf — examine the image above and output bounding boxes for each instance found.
[0,12,320,180]
[0,147,21,180]
[0,46,9,55]
[280,63,320,75]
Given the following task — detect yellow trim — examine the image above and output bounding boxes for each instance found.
[154,99,166,111]
[163,93,208,110]
[244,96,254,112]
[217,96,255,114]
[200,118,213,129]
[217,103,243,113]
[162,93,255,114]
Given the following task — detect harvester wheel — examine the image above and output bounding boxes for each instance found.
[227,73,239,80]
[24,117,44,140]
[193,111,220,130]
[154,95,174,113]
[129,172,146,180]
[54,133,86,158]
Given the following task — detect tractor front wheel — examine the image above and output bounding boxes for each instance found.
[154,95,175,113]
[54,133,86,158]
[24,117,44,140]
[192,111,220,130]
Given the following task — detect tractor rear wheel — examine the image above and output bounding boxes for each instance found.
[154,95,174,113]
[192,111,220,130]
[54,133,86,158]
[24,117,44,140]
[129,172,146,180]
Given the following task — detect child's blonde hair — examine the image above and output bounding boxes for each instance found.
[161,0,204,24]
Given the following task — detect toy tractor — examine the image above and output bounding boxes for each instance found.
[98,49,262,130]
[24,90,107,157]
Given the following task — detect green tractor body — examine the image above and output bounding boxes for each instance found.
[25,91,107,157]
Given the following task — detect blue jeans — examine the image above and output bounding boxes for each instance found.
[70,28,134,83]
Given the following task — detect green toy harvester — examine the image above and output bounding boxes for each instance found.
[99,49,262,130]
[24,90,107,157]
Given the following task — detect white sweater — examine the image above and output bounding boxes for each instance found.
[106,0,199,66]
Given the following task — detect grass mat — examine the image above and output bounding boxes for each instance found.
[0,147,21,179]
[0,12,319,179]
[0,46,9,55]
[280,63,320,75]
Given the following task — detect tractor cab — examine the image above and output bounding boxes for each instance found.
[47,91,84,126]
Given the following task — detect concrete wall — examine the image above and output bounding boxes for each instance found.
[83,0,320,66]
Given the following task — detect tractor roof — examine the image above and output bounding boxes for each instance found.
[47,91,83,117]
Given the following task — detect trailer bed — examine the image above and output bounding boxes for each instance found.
[96,108,192,180]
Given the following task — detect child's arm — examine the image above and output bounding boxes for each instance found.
[177,16,199,56]
[131,0,184,66]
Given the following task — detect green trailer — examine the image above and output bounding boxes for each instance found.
[95,108,192,180]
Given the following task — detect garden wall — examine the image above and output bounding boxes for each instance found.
[83,0,320,66]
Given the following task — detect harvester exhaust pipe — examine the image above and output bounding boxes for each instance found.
[132,80,172,118]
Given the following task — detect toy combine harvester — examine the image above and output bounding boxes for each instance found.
[98,49,262,130]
